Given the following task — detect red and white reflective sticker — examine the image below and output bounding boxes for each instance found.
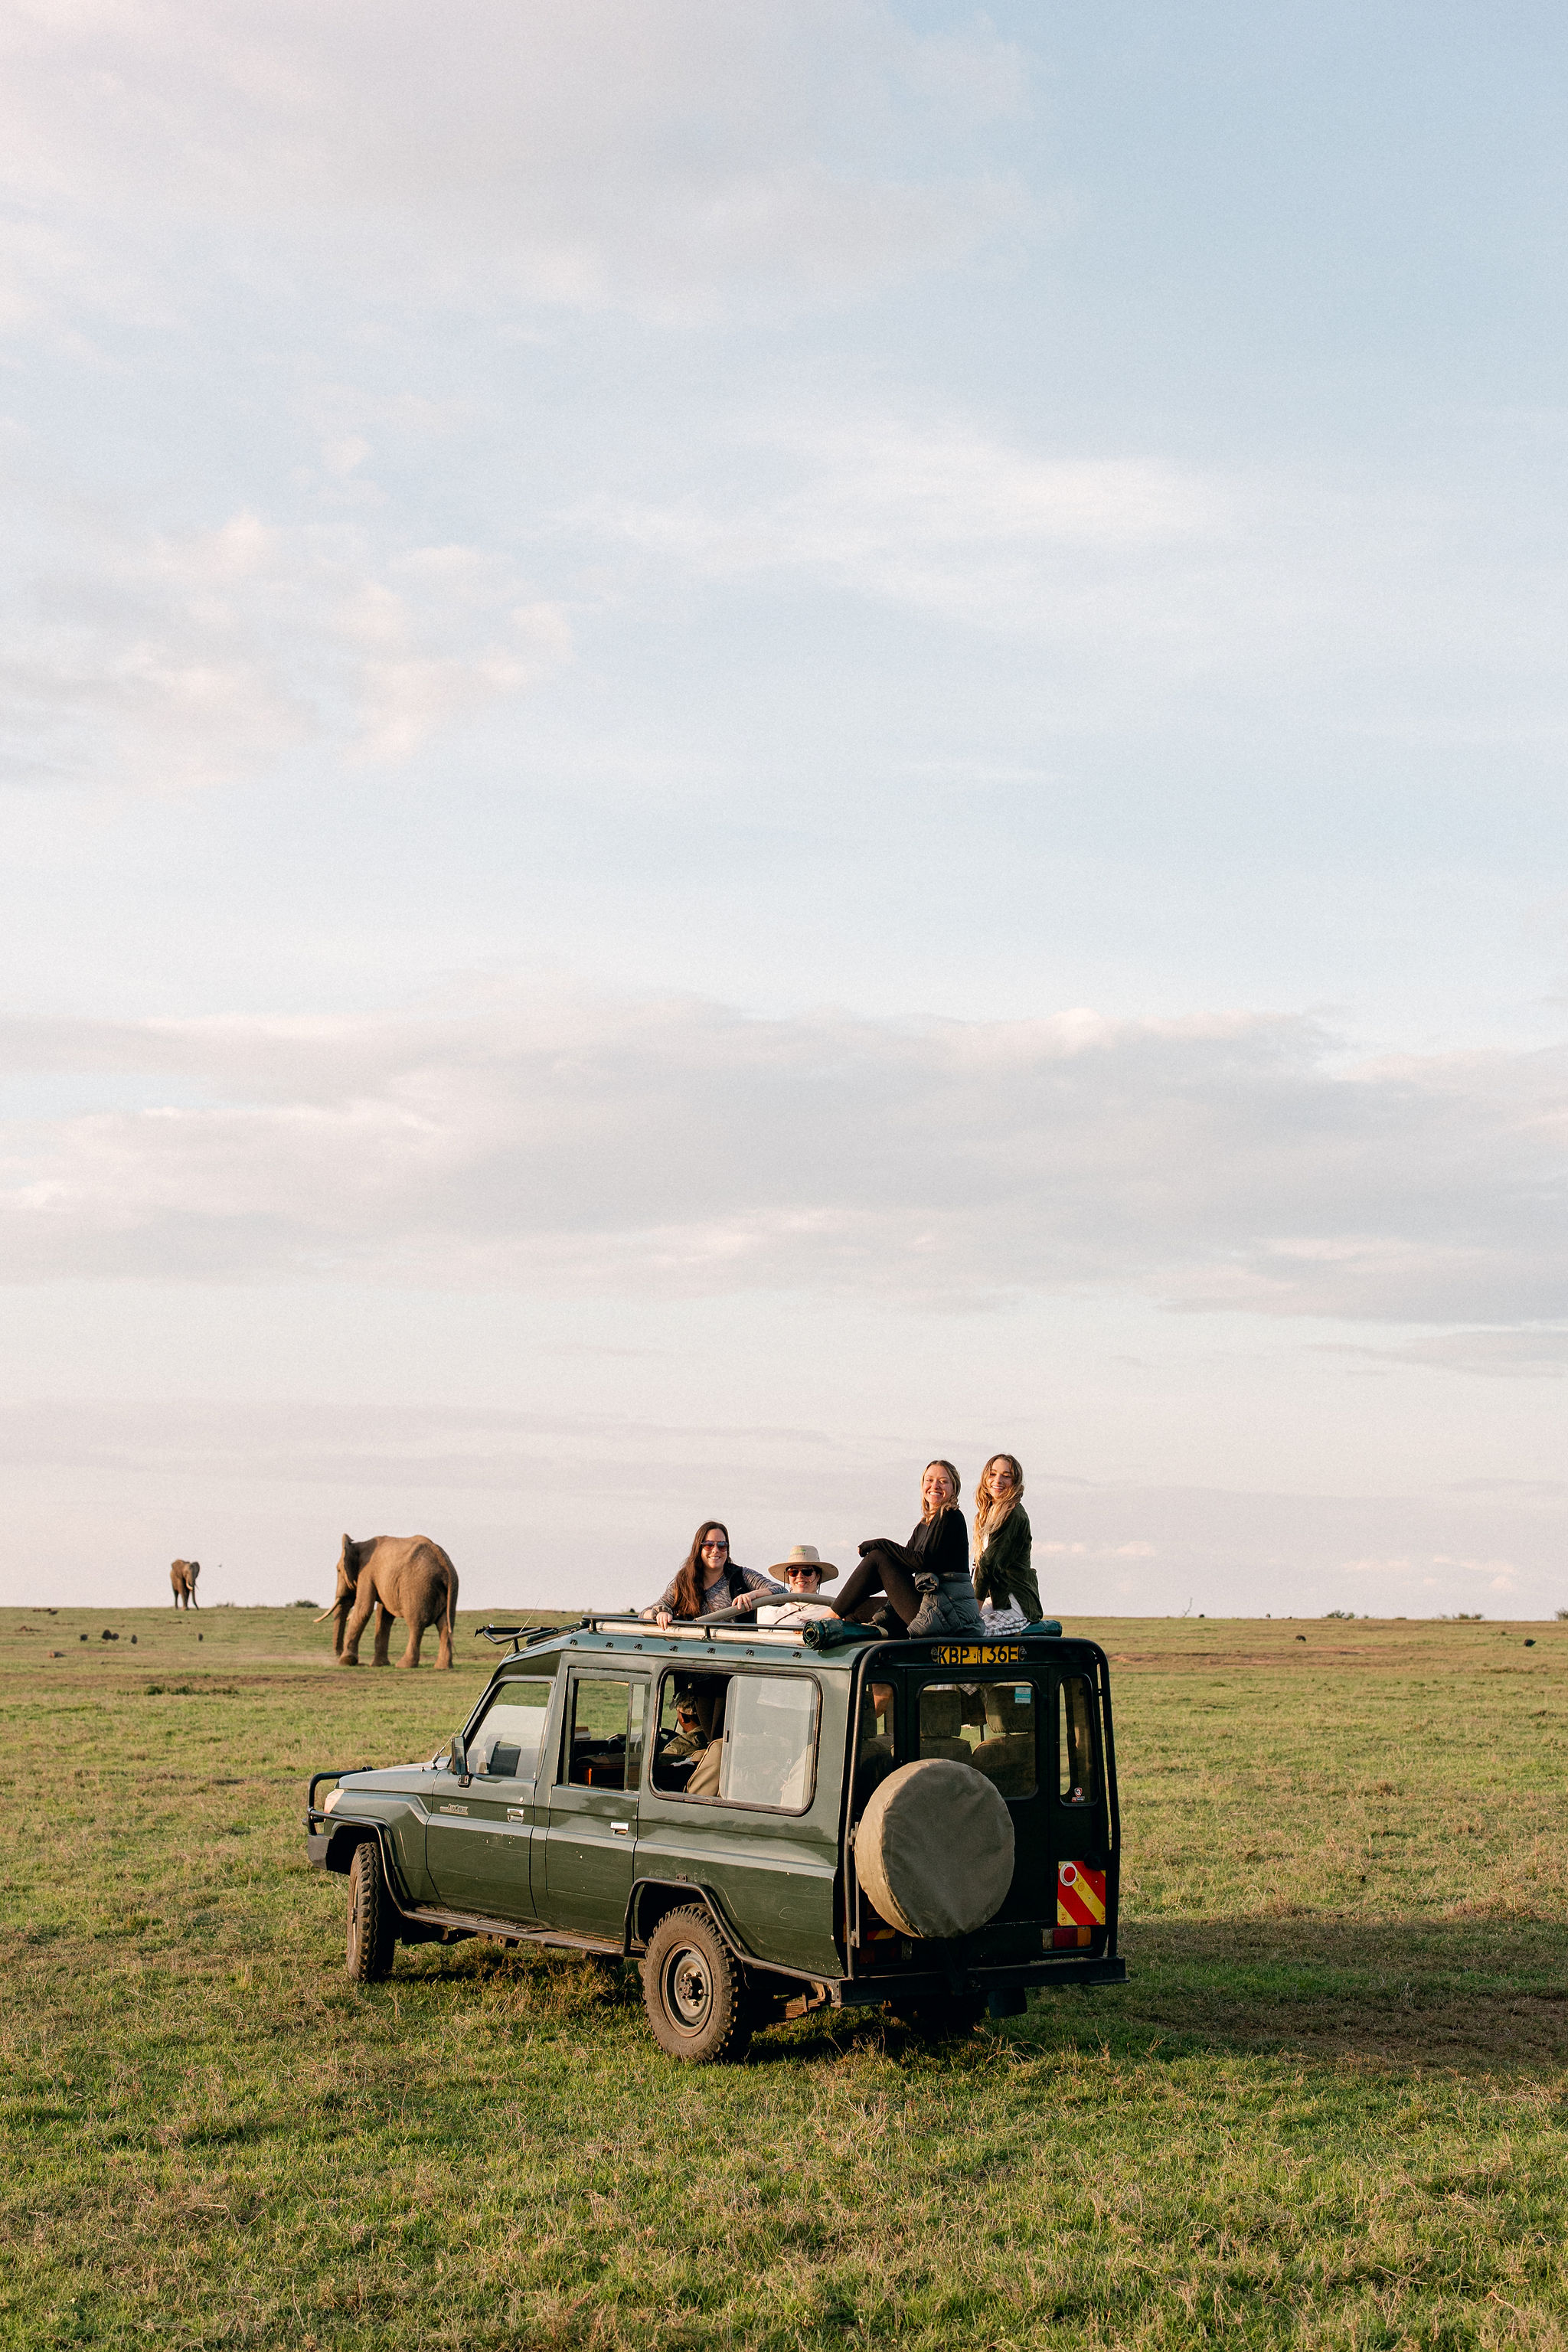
[1057,1860,1106,1929]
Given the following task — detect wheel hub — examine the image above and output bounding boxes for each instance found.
[667,1947,710,2028]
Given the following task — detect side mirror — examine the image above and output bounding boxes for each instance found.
[449,1733,468,1782]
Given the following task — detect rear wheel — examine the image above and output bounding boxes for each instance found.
[890,1991,988,2040]
[345,1840,397,1982]
[642,1905,752,2063]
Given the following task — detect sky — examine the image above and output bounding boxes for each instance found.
[2,1,1565,1618]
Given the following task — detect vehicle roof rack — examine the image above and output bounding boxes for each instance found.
[474,1622,562,1655]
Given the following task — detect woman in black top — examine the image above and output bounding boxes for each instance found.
[830,1460,985,1638]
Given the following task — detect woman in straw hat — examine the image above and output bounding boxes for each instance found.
[753,1546,840,1627]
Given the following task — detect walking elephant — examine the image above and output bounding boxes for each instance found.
[316,1533,457,1669]
[170,1560,200,1607]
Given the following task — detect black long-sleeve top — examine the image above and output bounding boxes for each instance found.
[908,1508,969,1579]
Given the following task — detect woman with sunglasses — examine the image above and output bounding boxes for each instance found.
[643,1521,783,1629]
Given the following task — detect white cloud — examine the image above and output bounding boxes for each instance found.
[1325,1328,1568,1379]
[1,512,570,790]
[599,415,1223,642]
[0,1,1028,326]
[1,990,1563,1321]
[591,407,1568,736]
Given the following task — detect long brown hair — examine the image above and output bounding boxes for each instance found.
[671,1521,731,1619]
[921,1460,962,1524]
[973,1453,1025,1561]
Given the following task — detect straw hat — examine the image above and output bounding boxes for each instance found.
[767,1543,839,1584]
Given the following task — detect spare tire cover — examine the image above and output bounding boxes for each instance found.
[855,1758,1014,1939]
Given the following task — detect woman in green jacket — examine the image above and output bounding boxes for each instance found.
[972,1453,1042,1631]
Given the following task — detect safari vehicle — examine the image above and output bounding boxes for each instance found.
[304,1615,1125,2062]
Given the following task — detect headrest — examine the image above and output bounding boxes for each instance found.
[985,1685,1033,1734]
[920,1687,964,1738]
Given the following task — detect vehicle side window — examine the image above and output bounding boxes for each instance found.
[918,1680,1037,1801]
[469,1677,554,1778]
[564,1677,643,1791]
[651,1671,818,1811]
[1058,1677,1097,1805]
[652,1672,728,1793]
[718,1675,818,1811]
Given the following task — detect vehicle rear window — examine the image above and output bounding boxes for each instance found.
[469,1677,553,1778]
[651,1670,818,1813]
[1058,1676,1097,1805]
[916,1680,1038,1800]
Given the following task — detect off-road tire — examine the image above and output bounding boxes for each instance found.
[641,1905,753,2063]
[890,1991,988,2040]
[345,1839,397,1982]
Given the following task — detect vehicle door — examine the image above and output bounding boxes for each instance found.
[906,1663,1053,1926]
[541,1670,648,1940]
[425,1672,557,1920]
[637,1666,838,1977]
[1049,1665,1112,1947]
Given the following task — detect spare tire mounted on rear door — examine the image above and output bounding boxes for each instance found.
[854,1757,1014,1939]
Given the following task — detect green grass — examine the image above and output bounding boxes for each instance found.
[2,1606,1566,2349]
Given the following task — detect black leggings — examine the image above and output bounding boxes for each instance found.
[833,1541,925,1631]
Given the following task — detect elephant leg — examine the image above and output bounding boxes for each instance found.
[399,1615,424,1669]
[371,1604,395,1667]
[339,1589,375,1664]
[435,1592,454,1671]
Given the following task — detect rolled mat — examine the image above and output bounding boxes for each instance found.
[800,1617,881,1651]
[854,1758,1014,1939]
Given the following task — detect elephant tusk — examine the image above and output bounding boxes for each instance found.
[312,1606,339,1625]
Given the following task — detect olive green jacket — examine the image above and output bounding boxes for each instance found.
[972,1504,1041,1619]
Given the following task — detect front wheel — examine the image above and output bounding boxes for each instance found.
[345,1840,397,1982]
[641,1906,752,2063]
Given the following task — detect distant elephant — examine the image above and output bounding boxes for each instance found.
[315,1533,457,1669]
[170,1560,200,1608]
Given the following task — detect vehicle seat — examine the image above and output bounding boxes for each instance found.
[918,1686,973,1763]
[969,1735,1035,1798]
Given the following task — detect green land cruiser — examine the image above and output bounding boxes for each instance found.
[304,1615,1125,2061]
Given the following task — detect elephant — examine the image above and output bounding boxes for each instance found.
[315,1533,457,1669]
[170,1560,200,1607]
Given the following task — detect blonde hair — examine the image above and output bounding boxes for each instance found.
[921,1459,962,1523]
[973,1454,1024,1563]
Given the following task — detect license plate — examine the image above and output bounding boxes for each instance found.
[930,1642,1023,1666]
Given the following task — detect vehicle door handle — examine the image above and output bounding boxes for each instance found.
[612,1821,631,1838]
[506,1808,528,1822]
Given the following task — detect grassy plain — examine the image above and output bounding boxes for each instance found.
[2,1606,1565,2350]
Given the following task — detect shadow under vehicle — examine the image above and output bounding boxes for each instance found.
[303,1614,1126,2061]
